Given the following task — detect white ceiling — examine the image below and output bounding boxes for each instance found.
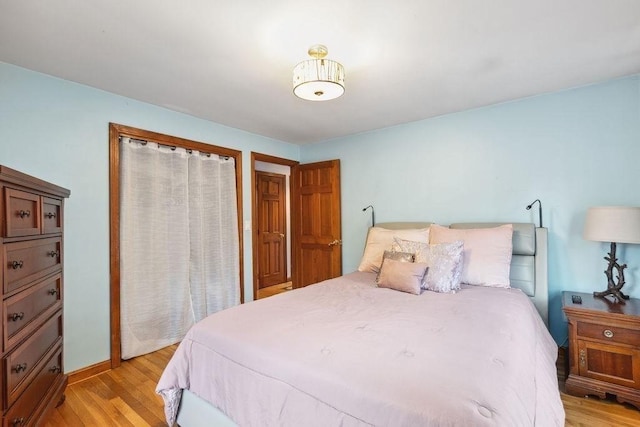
[1,1,639,144]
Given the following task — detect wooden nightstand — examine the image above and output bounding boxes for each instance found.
[563,291,640,408]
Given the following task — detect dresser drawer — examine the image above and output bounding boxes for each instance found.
[41,197,62,234]
[577,321,640,346]
[3,346,62,427]
[4,189,41,238]
[3,238,61,295]
[3,273,62,352]
[3,313,62,408]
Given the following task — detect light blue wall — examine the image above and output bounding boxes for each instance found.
[3,59,639,371]
[300,74,640,344]
[0,62,300,372]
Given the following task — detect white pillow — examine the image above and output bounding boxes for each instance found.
[429,224,513,288]
[357,227,430,273]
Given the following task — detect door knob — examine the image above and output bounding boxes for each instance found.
[279,233,285,238]
[328,239,342,247]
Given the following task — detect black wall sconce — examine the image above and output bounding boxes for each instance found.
[526,199,543,228]
[362,205,375,227]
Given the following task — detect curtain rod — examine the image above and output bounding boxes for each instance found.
[119,136,230,159]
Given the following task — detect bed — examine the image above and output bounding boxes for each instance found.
[157,222,564,426]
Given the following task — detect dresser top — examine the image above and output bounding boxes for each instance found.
[563,291,640,317]
[0,165,70,198]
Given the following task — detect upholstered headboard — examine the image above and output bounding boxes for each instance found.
[375,222,549,326]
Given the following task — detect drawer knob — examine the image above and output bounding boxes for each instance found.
[12,363,27,374]
[8,312,24,322]
[603,329,614,338]
[45,212,57,219]
[11,417,24,427]
[47,250,60,258]
[49,365,61,373]
[17,210,30,219]
[48,288,59,296]
[9,260,24,269]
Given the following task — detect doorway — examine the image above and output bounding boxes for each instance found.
[251,153,298,300]
[255,170,288,289]
[251,153,343,300]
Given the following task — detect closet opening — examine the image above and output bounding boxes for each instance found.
[109,123,243,368]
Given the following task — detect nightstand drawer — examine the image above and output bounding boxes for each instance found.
[577,321,640,346]
[578,340,640,388]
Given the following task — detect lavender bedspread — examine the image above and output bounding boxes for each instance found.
[157,272,564,426]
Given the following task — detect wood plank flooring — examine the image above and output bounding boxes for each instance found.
[256,281,292,299]
[43,346,176,427]
[42,344,640,426]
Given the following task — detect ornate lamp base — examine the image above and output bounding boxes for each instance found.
[594,287,629,303]
[593,242,629,304]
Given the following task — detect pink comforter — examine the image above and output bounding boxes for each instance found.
[157,272,564,426]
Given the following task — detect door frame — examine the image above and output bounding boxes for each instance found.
[251,152,298,300]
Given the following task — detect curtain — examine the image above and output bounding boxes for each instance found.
[120,139,239,359]
[188,154,240,321]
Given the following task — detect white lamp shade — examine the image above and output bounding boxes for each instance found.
[293,58,345,101]
[583,206,640,244]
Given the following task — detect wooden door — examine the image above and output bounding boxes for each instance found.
[256,171,287,288]
[291,160,342,288]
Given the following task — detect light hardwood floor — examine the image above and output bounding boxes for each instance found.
[256,281,292,299]
[42,345,640,426]
[43,346,176,426]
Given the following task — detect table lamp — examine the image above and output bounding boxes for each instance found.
[583,206,640,303]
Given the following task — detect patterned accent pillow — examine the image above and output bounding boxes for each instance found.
[393,238,464,293]
[377,258,428,295]
[391,239,429,263]
[357,227,429,273]
[423,241,464,293]
[376,250,415,282]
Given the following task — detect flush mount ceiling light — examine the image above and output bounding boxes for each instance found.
[293,44,345,101]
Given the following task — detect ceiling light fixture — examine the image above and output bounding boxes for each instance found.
[293,44,344,101]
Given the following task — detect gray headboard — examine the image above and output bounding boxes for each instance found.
[375,222,549,326]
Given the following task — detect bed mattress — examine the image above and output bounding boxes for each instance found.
[157,271,564,426]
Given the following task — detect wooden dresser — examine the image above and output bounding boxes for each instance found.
[0,166,69,426]
[563,291,640,409]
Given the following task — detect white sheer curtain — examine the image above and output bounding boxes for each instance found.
[120,139,240,360]
[188,154,240,321]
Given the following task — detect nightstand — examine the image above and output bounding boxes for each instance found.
[563,291,640,408]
